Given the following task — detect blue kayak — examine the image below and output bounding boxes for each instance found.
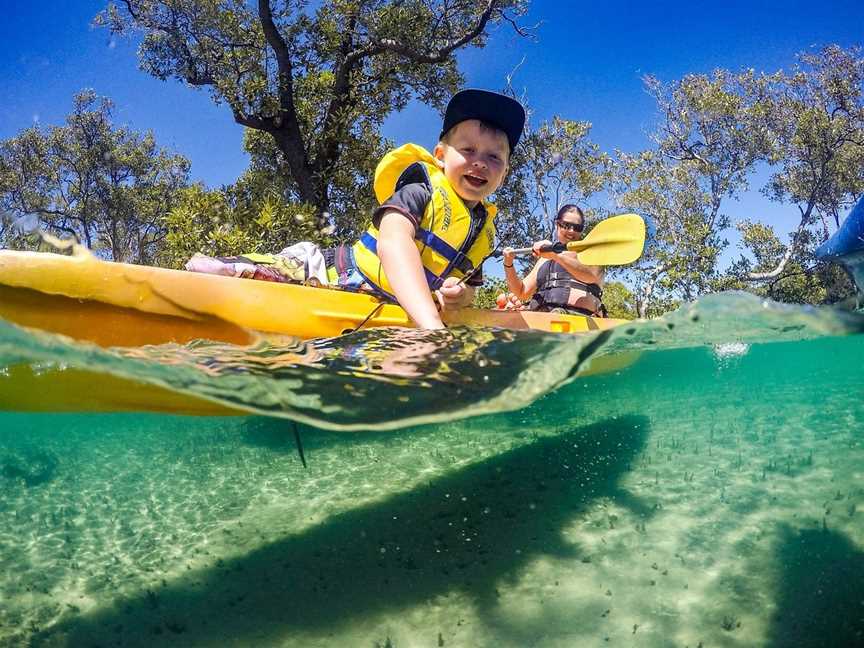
[816,195,864,295]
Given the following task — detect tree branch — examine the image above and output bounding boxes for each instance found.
[255,0,318,204]
[315,12,360,179]
[257,0,295,113]
[349,0,499,65]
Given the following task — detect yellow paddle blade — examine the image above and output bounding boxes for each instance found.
[566,213,646,266]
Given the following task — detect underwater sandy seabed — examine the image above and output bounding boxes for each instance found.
[1,338,863,647]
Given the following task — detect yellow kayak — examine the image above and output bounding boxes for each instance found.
[0,250,625,347]
[0,250,634,417]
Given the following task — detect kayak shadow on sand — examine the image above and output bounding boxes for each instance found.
[35,415,651,646]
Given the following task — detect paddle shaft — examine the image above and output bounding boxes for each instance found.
[504,242,566,256]
[458,242,563,285]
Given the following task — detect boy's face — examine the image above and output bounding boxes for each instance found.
[433,120,510,206]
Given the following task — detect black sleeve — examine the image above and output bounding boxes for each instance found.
[372,182,431,231]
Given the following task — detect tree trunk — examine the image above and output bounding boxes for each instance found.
[270,129,328,213]
[637,268,664,318]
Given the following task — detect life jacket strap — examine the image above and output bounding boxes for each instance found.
[545,271,603,300]
[360,230,471,289]
[414,228,475,275]
[358,232,445,291]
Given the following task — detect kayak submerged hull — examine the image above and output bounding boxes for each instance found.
[0,364,243,416]
[0,250,634,417]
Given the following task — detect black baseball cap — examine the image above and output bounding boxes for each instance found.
[440,89,526,152]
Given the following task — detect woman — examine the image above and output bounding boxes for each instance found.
[501,204,606,316]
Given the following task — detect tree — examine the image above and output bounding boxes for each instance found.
[97,0,530,227]
[613,46,864,313]
[494,113,611,275]
[726,219,855,304]
[238,126,387,241]
[473,277,508,309]
[739,45,864,286]
[614,70,768,316]
[158,181,331,269]
[0,90,190,263]
[601,281,640,319]
[0,211,41,252]
[474,107,615,316]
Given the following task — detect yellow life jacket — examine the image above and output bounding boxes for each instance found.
[351,143,497,299]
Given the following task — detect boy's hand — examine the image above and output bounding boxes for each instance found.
[436,276,472,310]
[502,247,516,266]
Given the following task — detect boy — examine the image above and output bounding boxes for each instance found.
[187,89,524,330]
[348,89,525,329]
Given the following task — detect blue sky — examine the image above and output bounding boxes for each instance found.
[2,1,863,257]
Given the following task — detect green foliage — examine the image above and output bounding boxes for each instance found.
[0,90,189,262]
[158,183,333,269]
[473,277,508,310]
[0,213,43,253]
[725,219,856,304]
[240,127,382,242]
[495,115,611,248]
[601,281,639,319]
[759,46,864,223]
[613,46,864,314]
[764,263,854,305]
[97,0,529,228]
[613,70,767,315]
[734,45,864,290]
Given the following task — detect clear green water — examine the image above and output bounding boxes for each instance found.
[1,292,863,647]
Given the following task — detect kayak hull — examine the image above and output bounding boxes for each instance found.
[815,195,864,296]
[0,364,243,416]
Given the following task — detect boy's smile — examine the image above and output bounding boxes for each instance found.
[434,120,509,206]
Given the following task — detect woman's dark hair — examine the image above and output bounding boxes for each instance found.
[556,204,585,221]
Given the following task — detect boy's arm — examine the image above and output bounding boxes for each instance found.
[377,210,446,329]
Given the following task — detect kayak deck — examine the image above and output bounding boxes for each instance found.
[0,250,625,347]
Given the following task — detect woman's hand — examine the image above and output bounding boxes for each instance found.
[532,240,557,260]
[495,292,524,310]
[502,247,516,267]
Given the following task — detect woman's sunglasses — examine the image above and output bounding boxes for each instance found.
[556,219,585,232]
